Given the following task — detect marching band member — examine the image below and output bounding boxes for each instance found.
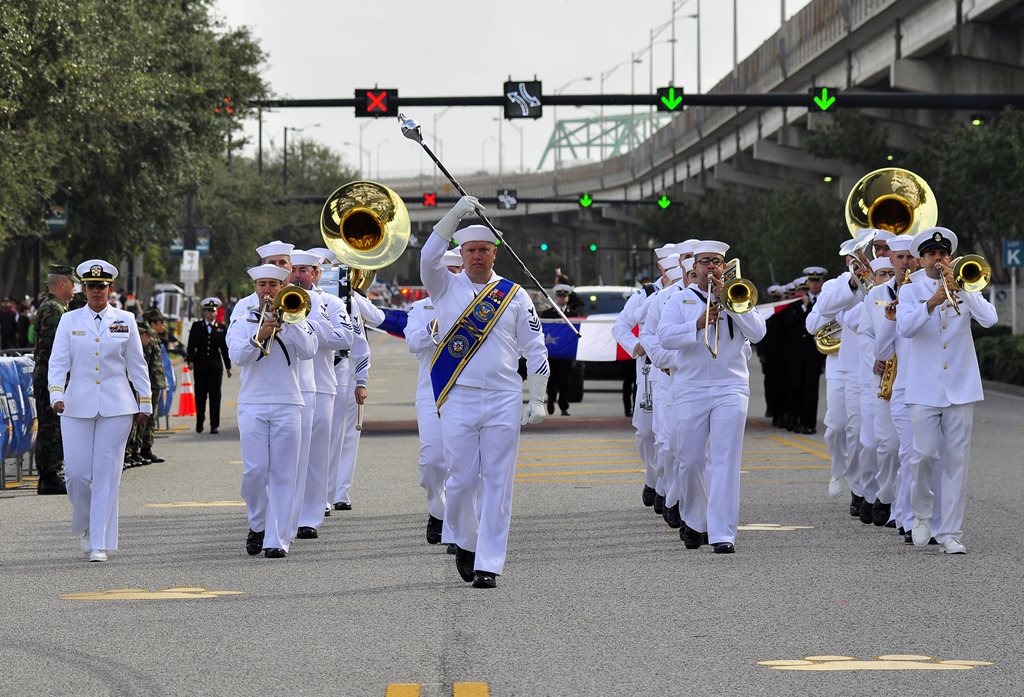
[187,297,231,434]
[612,243,678,510]
[227,263,317,559]
[659,241,766,553]
[896,228,997,553]
[289,250,354,540]
[421,196,548,589]
[48,260,152,562]
[406,247,464,545]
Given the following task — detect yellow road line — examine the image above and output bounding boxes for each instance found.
[518,460,642,468]
[767,434,829,460]
[789,433,828,450]
[516,468,644,478]
[519,438,634,447]
[742,464,829,471]
[518,445,637,453]
[384,685,421,697]
[515,477,644,484]
[453,683,490,697]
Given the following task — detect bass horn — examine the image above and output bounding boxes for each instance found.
[320,181,411,292]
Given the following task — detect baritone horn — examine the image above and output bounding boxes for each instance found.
[254,285,312,356]
[321,181,410,292]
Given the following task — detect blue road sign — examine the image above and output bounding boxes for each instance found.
[1004,239,1024,268]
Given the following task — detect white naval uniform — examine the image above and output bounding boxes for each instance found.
[48,305,152,552]
[659,285,766,544]
[420,232,549,576]
[864,280,900,512]
[294,286,354,531]
[406,297,447,520]
[895,274,997,543]
[227,294,317,552]
[612,281,663,492]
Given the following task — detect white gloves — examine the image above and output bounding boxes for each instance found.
[434,195,485,241]
[521,373,548,426]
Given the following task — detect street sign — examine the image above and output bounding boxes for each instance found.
[355,88,398,117]
[180,249,200,284]
[1004,239,1024,268]
[45,189,70,235]
[497,189,518,210]
[503,80,542,119]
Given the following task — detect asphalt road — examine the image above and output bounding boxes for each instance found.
[2,331,1022,696]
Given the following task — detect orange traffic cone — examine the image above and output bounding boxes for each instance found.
[174,364,196,417]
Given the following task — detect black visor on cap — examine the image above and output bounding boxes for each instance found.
[918,237,952,255]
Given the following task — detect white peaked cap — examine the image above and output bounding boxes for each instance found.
[657,253,681,272]
[247,264,290,282]
[887,235,914,252]
[290,249,323,266]
[200,297,222,307]
[870,257,894,272]
[767,284,783,295]
[911,227,958,258]
[442,246,464,266]
[552,283,573,294]
[681,257,695,273]
[453,225,498,245]
[803,266,828,276]
[76,259,118,283]
[306,247,338,264]
[256,240,295,259]
[665,265,684,281]
[654,243,680,259]
[693,240,729,257]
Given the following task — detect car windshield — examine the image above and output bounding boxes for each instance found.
[578,291,628,316]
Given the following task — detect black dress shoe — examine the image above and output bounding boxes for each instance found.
[426,515,443,545]
[246,529,265,556]
[334,502,352,511]
[196,423,204,433]
[713,542,736,554]
[653,495,665,515]
[296,526,318,539]
[884,520,897,529]
[849,494,864,517]
[872,501,891,527]
[664,502,682,529]
[681,524,706,550]
[796,425,817,435]
[37,478,67,496]
[903,531,914,545]
[641,485,656,507]
[771,415,783,428]
[455,546,476,582]
[897,526,906,536]
[210,427,219,434]
[546,402,554,415]
[472,572,498,589]
[140,450,164,464]
[858,499,874,525]
[264,548,287,558]
[446,544,457,555]
[323,506,332,517]
[560,409,570,416]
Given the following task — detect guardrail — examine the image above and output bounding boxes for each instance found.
[0,351,37,489]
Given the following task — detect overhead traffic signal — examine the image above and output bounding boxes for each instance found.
[355,88,399,117]
[539,243,549,252]
[589,243,598,252]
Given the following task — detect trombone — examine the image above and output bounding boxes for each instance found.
[939,254,991,316]
[253,285,312,355]
[703,259,758,359]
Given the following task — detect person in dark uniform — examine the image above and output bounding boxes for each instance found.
[32,265,77,494]
[781,270,827,434]
[540,284,575,416]
[186,297,231,434]
[756,284,788,428]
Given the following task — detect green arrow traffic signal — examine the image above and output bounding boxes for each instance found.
[579,193,593,208]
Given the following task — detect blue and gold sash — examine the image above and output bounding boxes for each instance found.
[430,278,520,411]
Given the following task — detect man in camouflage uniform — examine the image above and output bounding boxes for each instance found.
[32,265,76,495]
[126,318,167,467]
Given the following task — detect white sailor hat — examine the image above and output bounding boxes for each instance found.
[453,225,498,245]
[306,247,338,265]
[552,283,573,294]
[657,253,681,272]
[654,243,680,259]
[872,229,895,243]
[442,246,464,266]
[247,264,290,282]
[77,259,118,285]
[870,257,894,272]
[693,240,729,257]
[887,235,914,252]
[911,227,958,258]
[665,265,684,282]
[677,239,699,257]
[290,249,323,266]
[681,257,695,274]
[803,266,828,279]
[256,240,295,259]
[200,297,222,309]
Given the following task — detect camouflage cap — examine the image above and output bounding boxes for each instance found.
[143,308,167,323]
[136,317,150,331]
[69,292,88,310]
[48,264,79,281]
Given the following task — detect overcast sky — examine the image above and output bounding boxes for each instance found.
[214,0,812,179]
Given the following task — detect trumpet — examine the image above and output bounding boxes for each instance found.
[939,254,991,316]
[253,285,312,355]
[703,259,758,359]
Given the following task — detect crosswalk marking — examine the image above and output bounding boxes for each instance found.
[453,683,490,696]
[384,684,420,697]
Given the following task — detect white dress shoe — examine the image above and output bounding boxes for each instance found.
[828,477,846,499]
[88,550,108,562]
[941,539,967,554]
[80,531,90,556]
[911,518,932,547]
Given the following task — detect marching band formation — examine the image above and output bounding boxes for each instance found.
[45,166,994,577]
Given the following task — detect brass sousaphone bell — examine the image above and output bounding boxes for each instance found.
[320,181,411,292]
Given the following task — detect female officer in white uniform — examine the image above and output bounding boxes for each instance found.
[48,259,152,562]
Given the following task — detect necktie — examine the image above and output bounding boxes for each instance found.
[95,314,102,322]
[207,323,212,334]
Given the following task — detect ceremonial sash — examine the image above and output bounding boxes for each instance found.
[430,278,520,411]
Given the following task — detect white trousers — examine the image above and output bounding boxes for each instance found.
[839,372,865,495]
[857,376,879,503]
[873,393,900,506]
[823,377,848,481]
[331,386,361,505]
[651,379,673,500]
[238,403,301,551]
[289,391,317,532]
[440,386,521,576]
[632,364,657,489]
[416,402,447,520]
[890,389,917,529]
[676,386,749,544]
[61,414,133,551]
[298,393,335,529]
[326,377,353,507]
[910,403,973,543]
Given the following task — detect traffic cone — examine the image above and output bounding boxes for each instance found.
[174,364,196,417]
